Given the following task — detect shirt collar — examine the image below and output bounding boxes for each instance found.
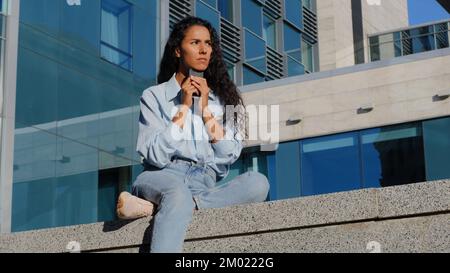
[165,73,216,102]
[165,73,182,102]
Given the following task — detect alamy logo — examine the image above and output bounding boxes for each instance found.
[66,241,81,253]
[66,0,81,6]
[366,0,381,6]
[366,241,382,253]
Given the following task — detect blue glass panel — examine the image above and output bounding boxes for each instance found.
[20,0,60,37]
[263,14,276,49]
[13,127,57,186]
[53,171,98,227]
[100,43,133,70]
[285,0,303,29]
[101,0,133,70]
[15,47,57,131]
[98,167,132,222]
[274,141,301,199]
[12,131,99,231]
[287,55,304,76]
[243,65,265,85]
[196,0,220,33]
[423,117,450,181]
[284,23,302,61]
[361,123,425,188]
[13,0,159,232]
[241,0,262,37]
[12,177,57,232]
[226,62,235,81]
[133,0,158,80]
[301,132,361,196]
[408,25,433,37]
[60,0,100,55]
[301,40,313,72]
[57,64,101,124]
[244,29,266,73]
[266,153,277,200]
[302,0,314,10]
[218,0,233,22]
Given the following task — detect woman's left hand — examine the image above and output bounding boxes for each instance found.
[190,76,209,112]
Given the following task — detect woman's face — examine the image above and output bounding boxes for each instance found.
[176,25,212,72]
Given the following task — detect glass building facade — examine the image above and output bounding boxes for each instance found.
[369,20,450,62]
[249,116,450,200]
[7,0,450,233]
[12,0,158,232]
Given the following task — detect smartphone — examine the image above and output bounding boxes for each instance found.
[188,69,204,97]
[189,68,204,78]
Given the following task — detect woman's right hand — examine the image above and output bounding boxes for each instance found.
[180,76,198,108]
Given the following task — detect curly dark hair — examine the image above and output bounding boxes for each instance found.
[158,16,245,135]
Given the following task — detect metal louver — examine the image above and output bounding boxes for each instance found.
[220,17,241,64]
[266,46,284,80]
[302,6,318,44]
[169,0,192,30]
[264,0,282,20]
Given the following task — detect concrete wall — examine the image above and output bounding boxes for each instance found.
[317,0,409,71]
[317,0,355,71]
[241,48,450,146]
[0,180,448,253]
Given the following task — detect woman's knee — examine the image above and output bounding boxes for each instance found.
[245,171,270,201]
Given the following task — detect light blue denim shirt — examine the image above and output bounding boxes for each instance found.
[137,73,243,179]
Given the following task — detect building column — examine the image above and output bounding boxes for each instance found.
[0,0,20,234]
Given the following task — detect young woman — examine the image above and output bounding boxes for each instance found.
[116,16,269,253]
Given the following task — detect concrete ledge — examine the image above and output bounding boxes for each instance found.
[1,180,449,253]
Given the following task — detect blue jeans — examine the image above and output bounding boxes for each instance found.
[132,160,270,253]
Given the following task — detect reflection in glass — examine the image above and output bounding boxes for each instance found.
[301,40,313,72]
[301,133,361,196]
[101,0,133,71]
[361,124,425,188]
[435,23,449,49]
[241,0,262,37]
[196,0,220,32]
[423,117,450,181]
[285,0,302,29]
[302,0,315,11]
[226,62,235,82]
[12,132,99,232]
[284,23,302,62]
[243,64,265,85]
[98,166,132,222]
[273,141,301,199]
[244,29,266,73]
[13,0,159,232]
[263,14,276,49]
[218,0,233,22]
[287,55,304,76]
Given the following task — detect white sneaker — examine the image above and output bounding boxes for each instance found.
[116,192,154,220]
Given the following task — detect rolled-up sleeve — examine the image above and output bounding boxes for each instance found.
[136,90,183,168]
[211,123,243,166]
